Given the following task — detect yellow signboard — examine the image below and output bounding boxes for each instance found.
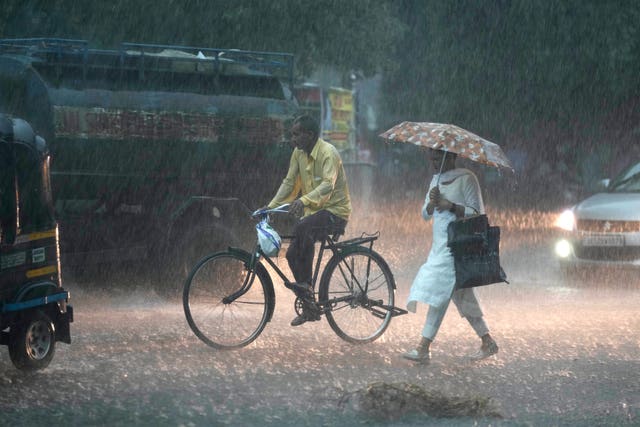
[323,88,354,150]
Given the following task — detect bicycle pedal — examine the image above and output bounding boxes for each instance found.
[305,310,321,322]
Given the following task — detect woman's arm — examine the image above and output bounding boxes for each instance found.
[461,173,485,215]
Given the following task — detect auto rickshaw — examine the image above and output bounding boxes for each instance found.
[0,114,73,371]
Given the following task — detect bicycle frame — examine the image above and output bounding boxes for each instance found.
[223,205,396,312]
[183,205,407,349]
[227,230,380,308]
[220,247,261,305]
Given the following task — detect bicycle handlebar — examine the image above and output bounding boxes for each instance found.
[251,204,290,219]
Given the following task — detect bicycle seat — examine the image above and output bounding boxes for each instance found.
[308,223,345,242]
[325,223,346,242]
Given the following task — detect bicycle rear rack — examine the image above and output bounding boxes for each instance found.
[332,231,380,249]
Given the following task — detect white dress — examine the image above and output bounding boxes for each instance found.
[407,168,484,312]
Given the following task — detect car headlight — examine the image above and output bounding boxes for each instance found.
[555,239,573,258]
[554,209,575,231]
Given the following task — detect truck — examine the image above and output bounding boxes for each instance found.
[0,113,73,371]
[0,38,298,294]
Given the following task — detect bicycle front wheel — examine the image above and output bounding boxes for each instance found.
[183,251,272,349]
[319,246,395,344]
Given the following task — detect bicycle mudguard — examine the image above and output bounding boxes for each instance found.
[333,244,369,257]
[226,246,253,260]
[225,247,277,323]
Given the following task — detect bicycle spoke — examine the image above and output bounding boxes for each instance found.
[319,248,395,344]
[183,252,271,349]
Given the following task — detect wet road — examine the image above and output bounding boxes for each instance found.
[0,209,639,426]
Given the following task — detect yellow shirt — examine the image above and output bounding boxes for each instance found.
[268,138,351,220]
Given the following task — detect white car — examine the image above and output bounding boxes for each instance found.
[554,162,640,276]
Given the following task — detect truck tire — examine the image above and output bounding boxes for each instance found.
[9,310,56,372]
[154,225,241,299]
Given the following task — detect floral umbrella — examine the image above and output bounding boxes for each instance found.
[379,121,514,172]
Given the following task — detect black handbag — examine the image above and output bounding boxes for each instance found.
[447,214,508,289]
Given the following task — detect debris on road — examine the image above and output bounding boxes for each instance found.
[340,381,502,420]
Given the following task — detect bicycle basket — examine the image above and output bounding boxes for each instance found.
[256,219,281,257]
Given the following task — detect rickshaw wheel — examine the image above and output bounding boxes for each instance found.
[9,310,56,372]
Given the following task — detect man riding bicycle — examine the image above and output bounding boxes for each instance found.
[265,114,352,326]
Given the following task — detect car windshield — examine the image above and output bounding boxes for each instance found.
[609,162,640,192]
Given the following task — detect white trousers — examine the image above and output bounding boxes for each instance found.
[421,287,489,340]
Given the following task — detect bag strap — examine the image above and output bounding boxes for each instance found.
[455,205,479,216]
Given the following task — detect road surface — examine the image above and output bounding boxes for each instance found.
[0,209,638,426]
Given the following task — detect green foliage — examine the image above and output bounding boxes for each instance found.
[2,0,639,201]
[4,0,636,126]
[375,0,640,205]
[382,0,640,140]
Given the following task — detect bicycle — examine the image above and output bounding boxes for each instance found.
[183,205,407,349]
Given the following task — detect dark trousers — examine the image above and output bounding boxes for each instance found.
[286,210,347,286]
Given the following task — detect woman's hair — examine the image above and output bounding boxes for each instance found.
[293,114,320,140]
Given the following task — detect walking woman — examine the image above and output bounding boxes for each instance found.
[402,149,499,364]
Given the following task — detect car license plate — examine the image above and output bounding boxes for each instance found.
[582,234,624,247]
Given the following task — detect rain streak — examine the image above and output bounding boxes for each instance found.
[1,1,639,426]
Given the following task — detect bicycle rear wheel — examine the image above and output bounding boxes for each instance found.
[319,246,395,344]
[183,251,272,349]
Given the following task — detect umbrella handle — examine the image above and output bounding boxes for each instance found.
[435,150,448,187]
